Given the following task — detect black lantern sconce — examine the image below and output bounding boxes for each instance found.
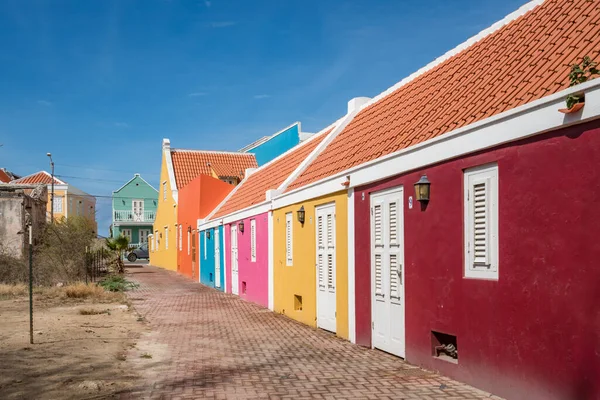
[187,226,192,233]
[297,206,305,225]
[414,175,431,202]
[206,230,211,240]
[238,221,245,233]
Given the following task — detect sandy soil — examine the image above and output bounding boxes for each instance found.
[0,294,146,399]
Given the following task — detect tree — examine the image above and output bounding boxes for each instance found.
[105,236,130,274]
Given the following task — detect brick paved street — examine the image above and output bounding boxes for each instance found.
[121,265,500,399]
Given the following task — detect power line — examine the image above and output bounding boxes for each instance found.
[55,174,129,184]
[55,163,159,176]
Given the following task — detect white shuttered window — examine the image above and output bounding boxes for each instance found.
[250,219,257,262]
[464,164,499,280]
[285,213,293,266]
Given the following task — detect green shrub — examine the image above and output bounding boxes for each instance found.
[98,275,138,292]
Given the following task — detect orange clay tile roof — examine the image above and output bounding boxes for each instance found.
[0,169,11,183]
[211,129,332,218]
[170,150,257,189]
[12,171,65,185]
[287,0,600,191]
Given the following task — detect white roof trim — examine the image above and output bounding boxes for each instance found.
[238,121,301,152]
[198,117,344,227]
[171,148,256,156]
[273,79,600,209]
[346,0,545,117]
[112,173,158,194]
[163,139,178,204]
[13,170,66,185]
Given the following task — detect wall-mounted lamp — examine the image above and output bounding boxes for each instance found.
[297,206,305,225]
[238,221,245,233]
[414,175,431,202]
[187,226,192,233]
[206,230,211,240]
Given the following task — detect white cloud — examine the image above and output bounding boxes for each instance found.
[204,0,211,7]
[253,94,270,99]
[37,100,52,106]
[188,92,207,97]
[207,21,236,28]
[114,122,130,128]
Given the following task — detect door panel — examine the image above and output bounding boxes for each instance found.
[230,225,238,295]
[371,187,405,358]
[316,204,336,332]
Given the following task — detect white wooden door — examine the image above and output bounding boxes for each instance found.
[316,204,336,332]
[214,229,221,288]
[139,229,150,243]
[132,199,144,222]
[371,187,405,358]
[230,225,239,295]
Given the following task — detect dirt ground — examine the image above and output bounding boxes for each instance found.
[0,292,146,399]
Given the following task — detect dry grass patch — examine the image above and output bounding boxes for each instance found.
[0,283,28,299]
[78,308,110,315]
[0,282,126,304]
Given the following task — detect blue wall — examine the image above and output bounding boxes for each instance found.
[199,226,224,291]
[248,123,300,166]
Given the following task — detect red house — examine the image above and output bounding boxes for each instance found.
[286,0,600,398]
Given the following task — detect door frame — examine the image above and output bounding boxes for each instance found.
[214,228,221,288]
[315,201,337,332]
[230,224,238,295]
[369,186,406,357]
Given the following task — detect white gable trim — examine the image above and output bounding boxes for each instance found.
[277,113,351,193]
[273,80,600,209]
[112,173,159,194]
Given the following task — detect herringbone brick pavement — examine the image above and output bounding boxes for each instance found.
[120,265,501,400]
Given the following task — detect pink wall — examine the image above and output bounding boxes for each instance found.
[353,120,600,400]
[224,212,269,308]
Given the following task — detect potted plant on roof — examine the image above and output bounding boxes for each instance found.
[560,56,600,114]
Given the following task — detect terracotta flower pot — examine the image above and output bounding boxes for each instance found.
[559,102,585,114]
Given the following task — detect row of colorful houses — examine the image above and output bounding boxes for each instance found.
[148,1,600,399]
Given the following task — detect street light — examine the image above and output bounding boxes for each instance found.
[47,153,54,223]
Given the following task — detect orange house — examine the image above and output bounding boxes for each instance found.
[177,174,235,280]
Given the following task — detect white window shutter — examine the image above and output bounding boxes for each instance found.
[250,219,256,262]
[465,164,499,279]
[286,213,293,266]
[389,200,399,246]
[389,253,400,298]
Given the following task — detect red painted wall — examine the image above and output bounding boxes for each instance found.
[178,175,234,279]
[354,120,600,400]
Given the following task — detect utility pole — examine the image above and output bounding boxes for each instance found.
[47,153,54,223]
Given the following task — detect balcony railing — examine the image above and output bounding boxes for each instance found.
[113,210,156,223]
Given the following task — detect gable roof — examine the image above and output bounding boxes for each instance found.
[170,150,257,189]
[211,126,333,219]
[113,173,158,193]
[12,171,66,185]
[286,0,600,191]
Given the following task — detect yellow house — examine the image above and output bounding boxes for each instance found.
[272,192,349,339]
[12,171,97,232]
[267,98,371,340]
[150,139,257,271]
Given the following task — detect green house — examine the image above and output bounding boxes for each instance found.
[111,174,158,245]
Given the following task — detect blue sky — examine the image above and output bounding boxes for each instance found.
[0,0,525,234]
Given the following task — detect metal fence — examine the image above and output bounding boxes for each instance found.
[85,249,109,283]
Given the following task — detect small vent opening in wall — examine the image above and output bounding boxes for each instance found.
[294,295,303,311]
[431,331,458,364]
[209,273,213,282]
[242,281,247,294]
